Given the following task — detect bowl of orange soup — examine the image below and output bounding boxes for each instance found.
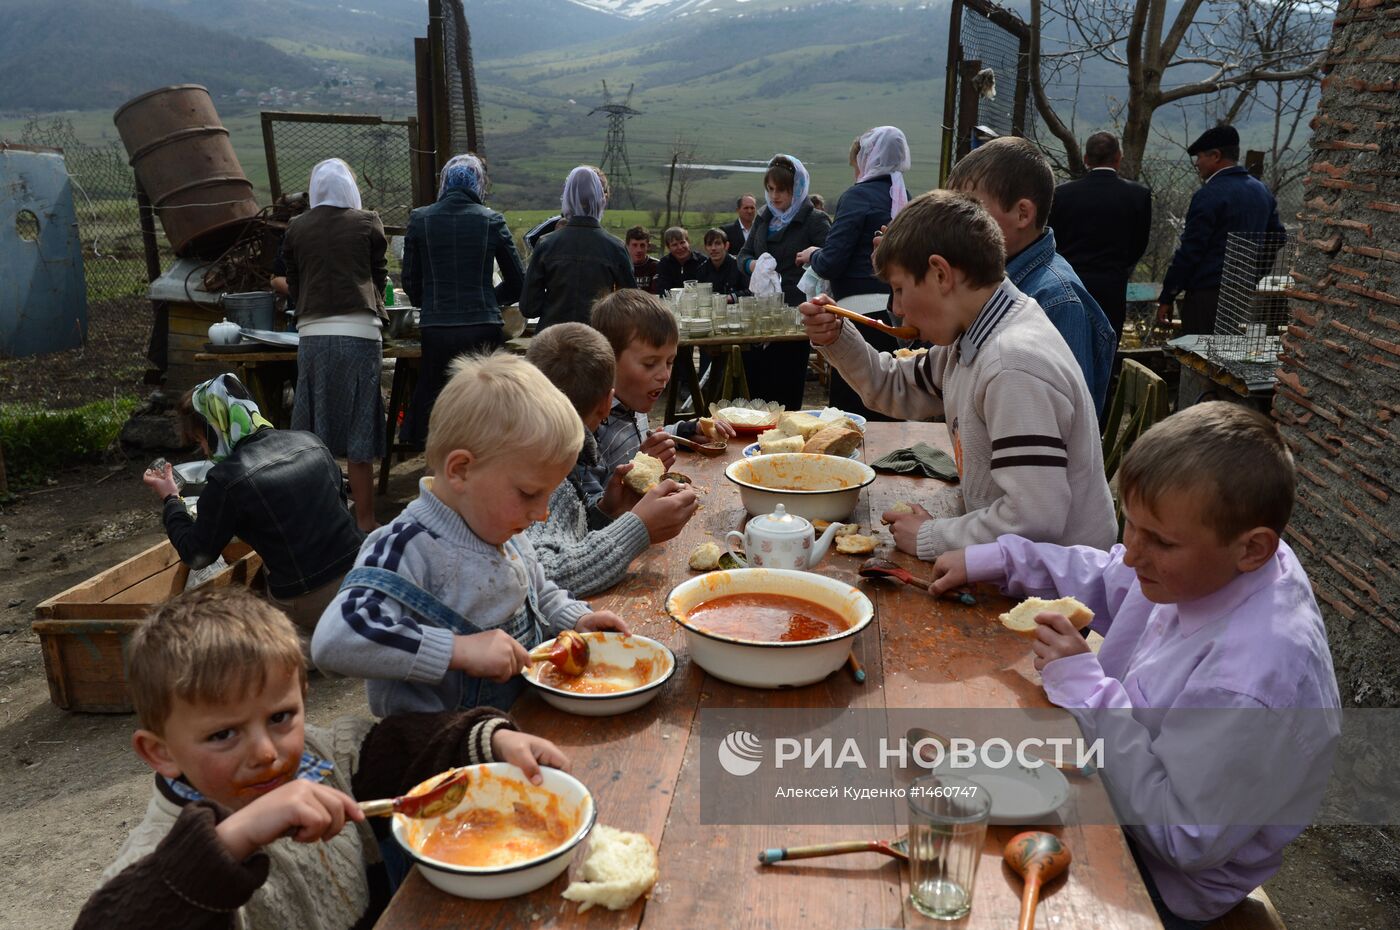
[725,453,876,522]
[522,631,675,716]
[392,763,596,899]
[666,568,873,688]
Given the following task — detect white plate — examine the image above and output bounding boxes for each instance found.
[241,329,300,348]
[743,441,860,460]
[929,759,1070,824]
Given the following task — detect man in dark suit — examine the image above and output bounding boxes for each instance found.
[1155,124,1286,334]
[1048,131,1152,342]
[722,193,757,253]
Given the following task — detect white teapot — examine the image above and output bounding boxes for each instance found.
[208,318,242,345]
[726,503,843,571]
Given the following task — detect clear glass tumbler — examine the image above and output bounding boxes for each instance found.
[906,775,991,920]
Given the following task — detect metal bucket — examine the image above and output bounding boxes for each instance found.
[114,85,259,258]
[221,292,276,331]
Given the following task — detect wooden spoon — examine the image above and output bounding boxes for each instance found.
[758,835,909,864]
[821,302,919,340]
[359,766,470,818]
[858,557,977,605]
[670,433,728,456]
[527,629,590,677]
[1004,831,1072,930]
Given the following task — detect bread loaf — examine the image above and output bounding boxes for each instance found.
[803,426,862,457]
[561,825,659,912]
[777,412,828,441]
[759,434,805,454]
[998,596,1094,638]
[624,453,665,495]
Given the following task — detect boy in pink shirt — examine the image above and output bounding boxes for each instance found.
[930,403,1340,927]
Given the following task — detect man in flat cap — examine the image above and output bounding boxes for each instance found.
[1157,125,1286,334]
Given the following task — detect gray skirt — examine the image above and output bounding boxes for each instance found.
[292,335,385,463]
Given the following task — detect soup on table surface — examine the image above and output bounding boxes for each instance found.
[687,593,848,642]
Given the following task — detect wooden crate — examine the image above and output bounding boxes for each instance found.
[33,539,264,713]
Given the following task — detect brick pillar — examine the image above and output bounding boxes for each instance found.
[1276,0,1400,705]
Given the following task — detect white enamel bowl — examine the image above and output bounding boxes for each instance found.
[666,568,873,688]
[522,632,675,716]
[392,763,596,899]
[725,452,876,522]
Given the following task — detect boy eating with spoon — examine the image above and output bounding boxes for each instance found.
[75,588,567,930]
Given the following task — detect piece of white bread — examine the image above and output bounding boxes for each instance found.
[562,825,659,912]
[803,426,862,457]
[688,541,722,571]
[894,346,929,359]
[834,533,876,555]
[758,433,806,454]
[998,596,1094,638]
[624,453,665,495]
[777,411,829,440]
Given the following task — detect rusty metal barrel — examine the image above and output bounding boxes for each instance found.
[114,85,259,258]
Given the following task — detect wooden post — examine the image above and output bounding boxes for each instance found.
[1012,33,1031,137]
[135,182,162,284]
[260,112,282,203]
[956,59,983,160]
[414,36,437,206]
[429,0,452,181]
[938,0,964,185]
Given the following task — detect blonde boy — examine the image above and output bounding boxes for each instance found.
[77,589,565,930]
[312,353,628,715]
[801,189,1117,558]
[526,322,698,596]
[928,403,1341,925]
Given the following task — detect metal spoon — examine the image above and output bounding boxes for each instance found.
[857,557,977,605]
[670,433,728,456]
[758,835,909,864]
[1004,831,1072,930]
[359,766,471,818]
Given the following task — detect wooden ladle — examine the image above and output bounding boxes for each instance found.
[527,629,590,677]
[821,302,919,340]
[858,557,977,606]
[1004,831,1072,930]
[359,766,471,818]
[670,433,728,456]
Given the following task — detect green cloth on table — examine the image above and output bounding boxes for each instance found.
[870,443,959,481]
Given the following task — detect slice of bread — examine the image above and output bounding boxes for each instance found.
[777,411,828,441]
[998,596,1094,638]
[624,453,665,495]
[894,346,929,359]
[688,541,722,571]
[834,533,876,555]
[759,434,806,454]
[562,825,659,912]
[803,426,862,457]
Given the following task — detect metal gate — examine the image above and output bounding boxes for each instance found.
[939,0,1035,185]
[260,112,421,235]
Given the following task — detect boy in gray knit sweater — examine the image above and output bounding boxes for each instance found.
[526,323,699,596]
[800,190,1117,559]
[311,353,630,715]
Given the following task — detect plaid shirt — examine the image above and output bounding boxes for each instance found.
[579,398,648,503]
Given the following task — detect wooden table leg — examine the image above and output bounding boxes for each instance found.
[667,351,703,422]
[720,345,750,399]
[379,359,411,495]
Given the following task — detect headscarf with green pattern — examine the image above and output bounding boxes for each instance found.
[191,373,273,461]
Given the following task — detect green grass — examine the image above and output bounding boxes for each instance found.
[0,395,140,489]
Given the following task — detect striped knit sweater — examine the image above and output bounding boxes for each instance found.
[820,278,1117,558]
[311,478,592,716]
[526,434,651,597]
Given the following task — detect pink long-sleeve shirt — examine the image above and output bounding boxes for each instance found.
[965,535,1340,921]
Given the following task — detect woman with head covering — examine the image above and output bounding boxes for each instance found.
[398,153,525,449]
[520,165,635,332]
[795,126,912,420]
[142,373,364,649]
[281,158,388,532]
[736,153,832,408]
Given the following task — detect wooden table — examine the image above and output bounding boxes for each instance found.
[374,422,1162,930]
[194,341,423,494]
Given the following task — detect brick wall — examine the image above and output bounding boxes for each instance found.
[1277,0,1400,705]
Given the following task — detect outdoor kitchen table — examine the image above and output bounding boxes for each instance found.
[372,421,1163,930]
[194,340,422,493]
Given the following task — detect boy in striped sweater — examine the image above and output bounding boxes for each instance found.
[311,353,629,716]
[800,189,1117,559]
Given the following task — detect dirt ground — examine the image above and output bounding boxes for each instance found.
[0,353,1397,928]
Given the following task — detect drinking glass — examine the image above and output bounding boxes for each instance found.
[906,775,991,920]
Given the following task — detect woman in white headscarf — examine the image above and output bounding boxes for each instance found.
[736,153,831,409]
[520,165,635,332]
[398,153,524,449]
[281,157,388,531]
[795,127,912,420]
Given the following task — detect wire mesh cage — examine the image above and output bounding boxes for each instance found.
[1209,230,1293,367]
[261,113,419,234]
[940,0,1034,182]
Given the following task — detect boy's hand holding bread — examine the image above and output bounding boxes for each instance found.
[632,480,699,543]
[216,779,363,861]
[599,463,643,519]
[639,430,677,470]
[881,501,931,555]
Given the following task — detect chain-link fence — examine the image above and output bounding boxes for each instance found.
[261,113,419,233]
